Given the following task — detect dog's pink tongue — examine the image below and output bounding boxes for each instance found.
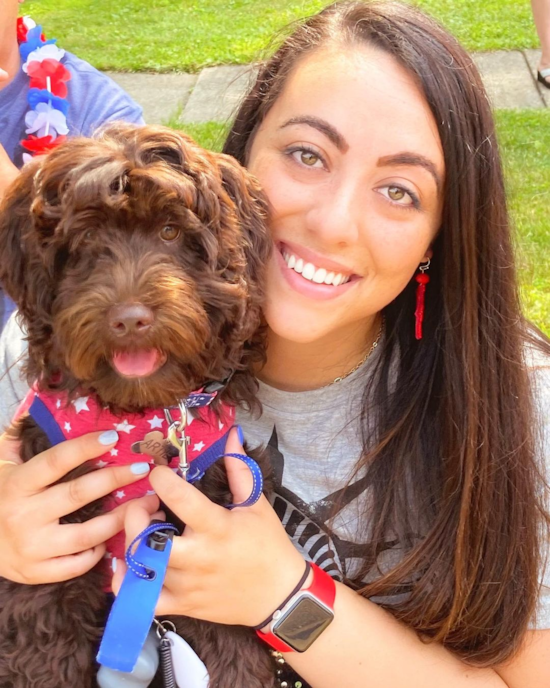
[112,350,160,377]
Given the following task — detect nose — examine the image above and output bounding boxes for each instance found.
[306,178,361,245]
[108,303,154,337]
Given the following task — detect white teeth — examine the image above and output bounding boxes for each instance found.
[313,268,327,284]
[282,249,351,286]
[301,263,316,280]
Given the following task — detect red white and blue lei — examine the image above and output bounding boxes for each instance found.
[17,16,71,163]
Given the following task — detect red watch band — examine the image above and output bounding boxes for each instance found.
[256,563,336,653]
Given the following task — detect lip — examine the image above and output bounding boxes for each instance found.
[278,240,358,276]
[275,247,360,301]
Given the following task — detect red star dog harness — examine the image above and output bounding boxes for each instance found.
[16,387,234,567]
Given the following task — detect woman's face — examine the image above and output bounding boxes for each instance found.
[247,45,445,344]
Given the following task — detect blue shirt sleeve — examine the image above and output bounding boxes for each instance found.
[63,52,144,136]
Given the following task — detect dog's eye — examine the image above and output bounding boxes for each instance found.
[160,226,180,242]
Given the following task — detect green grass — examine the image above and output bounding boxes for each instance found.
[24,0,539,73]
[497,111,550,334]
[172,113,550,335]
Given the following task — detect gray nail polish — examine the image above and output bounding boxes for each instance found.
[130,462,151,475]
[99,430,119,445]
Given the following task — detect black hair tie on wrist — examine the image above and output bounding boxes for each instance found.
[252,561,311,631]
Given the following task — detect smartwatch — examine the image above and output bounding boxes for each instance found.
[256,563,336,653]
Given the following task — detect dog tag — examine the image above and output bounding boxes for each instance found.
[131,430,170,465]
[165,631,209,688]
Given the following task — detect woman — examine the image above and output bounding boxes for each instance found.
[0,2,549,685]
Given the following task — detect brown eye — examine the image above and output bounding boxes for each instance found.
[300,151,320,166]
[160,225,180,242]
[388,186,405,201]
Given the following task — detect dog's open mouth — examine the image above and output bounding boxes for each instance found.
[110,349,167,378]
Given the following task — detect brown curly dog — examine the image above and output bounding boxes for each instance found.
[0,123,278,688]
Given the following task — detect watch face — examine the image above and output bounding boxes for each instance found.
[273,594,334,652]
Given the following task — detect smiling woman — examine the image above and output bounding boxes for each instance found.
[221,1,550,685]
[246,45,443,381]
[0,2,549,688]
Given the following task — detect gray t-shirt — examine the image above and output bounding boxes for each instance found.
[1,313,549,627]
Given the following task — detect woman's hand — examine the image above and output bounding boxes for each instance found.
[0,430,159,585]
[114,427,305,627]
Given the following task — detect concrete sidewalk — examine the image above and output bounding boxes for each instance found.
[107,49,548,126]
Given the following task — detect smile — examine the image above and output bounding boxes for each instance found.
[282,250,351,286]
[276,242,360,301]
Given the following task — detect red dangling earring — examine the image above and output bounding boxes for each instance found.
[414,259,430,340]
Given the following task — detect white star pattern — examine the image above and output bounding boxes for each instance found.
[148,415,164,429]
[193,441,205,452]
[96,460,108,468]
[72,396,90,413]
[64,421,71,433]
[110,448,118,456]
[114,420,136,434]
[115,490,126,500]
[56,399,61,409]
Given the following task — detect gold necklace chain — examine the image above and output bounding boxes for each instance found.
[322,316,385,388]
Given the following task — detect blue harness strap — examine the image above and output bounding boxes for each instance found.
[28,394,66,446]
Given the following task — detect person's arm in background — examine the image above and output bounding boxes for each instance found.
[0,66,18,198]
[0,143,18,198]
[0,314,29,430]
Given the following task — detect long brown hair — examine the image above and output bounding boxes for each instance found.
[224,0,550,666]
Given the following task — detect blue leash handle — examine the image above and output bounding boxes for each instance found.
[97,522,179,673]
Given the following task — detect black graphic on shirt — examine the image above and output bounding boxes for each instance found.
[267,426,395,584]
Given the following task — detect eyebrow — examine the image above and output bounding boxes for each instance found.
[279,116,349,152]
[377,153,442,192]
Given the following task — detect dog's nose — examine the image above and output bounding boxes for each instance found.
[108,303,154,337]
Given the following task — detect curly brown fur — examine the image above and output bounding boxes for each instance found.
[0,124,275,687]
[0,123,270,411]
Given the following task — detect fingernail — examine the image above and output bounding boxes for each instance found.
[236,425,245,445]
[130,462,151,475]
[99,430,119,445]
[112,557,117,573]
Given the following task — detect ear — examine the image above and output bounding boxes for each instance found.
[0,158,43,306]
[0,155,58,352]
[218,153,272,294]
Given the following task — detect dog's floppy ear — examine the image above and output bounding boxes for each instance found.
[217,153,271,287]
[0,158,44,307]
[0,154,59,357]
